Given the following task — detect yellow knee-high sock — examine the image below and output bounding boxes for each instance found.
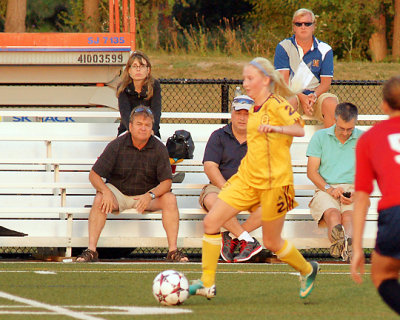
[275,240,312,276]
[201,233,221,287]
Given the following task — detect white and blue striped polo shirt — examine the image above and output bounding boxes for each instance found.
[274,35,334,95]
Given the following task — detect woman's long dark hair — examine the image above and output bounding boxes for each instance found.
[116,50,154,100]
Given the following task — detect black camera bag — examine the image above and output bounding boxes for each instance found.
[166,130,195,159]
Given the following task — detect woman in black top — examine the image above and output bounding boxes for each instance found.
[116,51,161,137]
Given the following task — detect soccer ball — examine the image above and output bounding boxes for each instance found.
[152,270,189,306]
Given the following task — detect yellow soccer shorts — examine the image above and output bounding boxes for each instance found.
[218,174,298,221]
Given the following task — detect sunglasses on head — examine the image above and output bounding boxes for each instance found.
[133,107,153,115]
[132,51,143,57]
[234,98,254,105]
[293,22,313,27]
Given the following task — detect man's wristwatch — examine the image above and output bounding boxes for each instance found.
[148,191,156,200]
[324,184,331,192]
[311,92,318,99]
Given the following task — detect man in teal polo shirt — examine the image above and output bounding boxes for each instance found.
[306,102,363,262]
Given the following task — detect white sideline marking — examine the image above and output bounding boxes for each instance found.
[84,306,192,315]
[0,305,192,316]
[0,291,103,320]
[0,311,53,315]
[34,271,56,274]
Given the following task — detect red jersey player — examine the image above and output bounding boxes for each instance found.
[351,75,400,315]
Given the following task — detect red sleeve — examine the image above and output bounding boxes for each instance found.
[355,134,375,194]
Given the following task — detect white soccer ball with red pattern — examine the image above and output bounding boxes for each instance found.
[152,270,189,306]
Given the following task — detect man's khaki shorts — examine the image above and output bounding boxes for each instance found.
[106,183,140,213]
[198,184,221,211]
[296,92,339,122]
[309,183,354,225]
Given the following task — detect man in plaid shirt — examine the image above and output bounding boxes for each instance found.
[76,106,188,262]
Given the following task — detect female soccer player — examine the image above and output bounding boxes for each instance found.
[351,75,400,315]
[116,51,161,137]
[190,57,319,299]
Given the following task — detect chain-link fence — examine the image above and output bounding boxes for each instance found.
[0,246,374,263]
[160,79,385,124]
[128,247,373,262]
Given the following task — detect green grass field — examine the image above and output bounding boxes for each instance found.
[0,262,397,320]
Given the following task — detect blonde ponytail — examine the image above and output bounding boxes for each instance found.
[249,57,302,99]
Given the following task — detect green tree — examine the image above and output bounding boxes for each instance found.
[26,0,68,32]
[369,1,388,62]
[83,0,100,32]
[135,0,178,50]
[58,0,108,32]
[0,0,7,31]
[244,1,297,56]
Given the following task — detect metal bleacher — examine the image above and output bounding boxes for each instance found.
[0,1,384,260]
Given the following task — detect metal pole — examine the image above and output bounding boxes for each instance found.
[114,0,120,33]
[109,0,114,32]
[122,0,128,32]
[221,79,229,124]
[130,0,136,50]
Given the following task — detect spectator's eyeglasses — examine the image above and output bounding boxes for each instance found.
[133,107,153,115]
[293,22,313,27]
[130,64,148,71]
[336,126,354,133]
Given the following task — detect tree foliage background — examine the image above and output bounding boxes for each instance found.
[246,0,396,60]
[0,0,398,61]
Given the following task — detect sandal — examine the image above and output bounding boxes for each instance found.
[76,248,99,262]
[166,249,189,262]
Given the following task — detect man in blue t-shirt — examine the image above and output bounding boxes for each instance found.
[199,95,262,263]
[274,8,338,128]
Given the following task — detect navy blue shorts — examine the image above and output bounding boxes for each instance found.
[375,206,400,259]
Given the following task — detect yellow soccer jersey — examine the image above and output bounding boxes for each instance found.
[236,94,304,189]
